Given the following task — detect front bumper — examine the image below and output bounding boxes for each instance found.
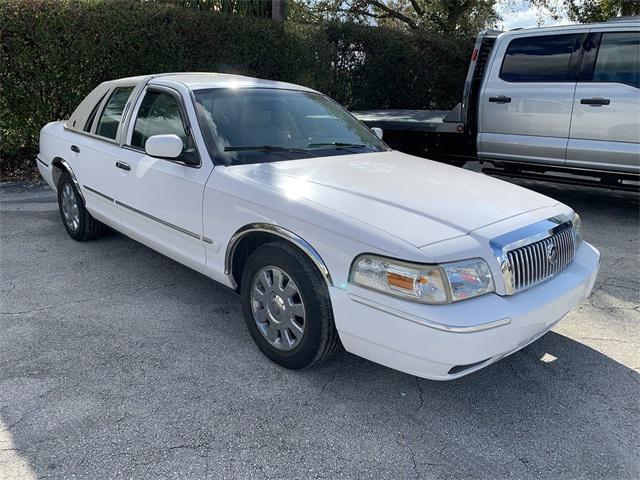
[330,242,600,380]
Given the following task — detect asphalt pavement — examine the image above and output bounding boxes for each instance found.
[1,172,638,479]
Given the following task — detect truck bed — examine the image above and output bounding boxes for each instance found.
[353,109,462,133]
[352,109,472,166]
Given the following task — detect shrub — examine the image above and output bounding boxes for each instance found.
[0,0,471,175]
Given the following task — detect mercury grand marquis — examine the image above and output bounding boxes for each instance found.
[36,73,600,380]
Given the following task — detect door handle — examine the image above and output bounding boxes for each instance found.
[115,161,131,171]
[70,145,80,153]
[580,97,610,106]
[488,95,511,103]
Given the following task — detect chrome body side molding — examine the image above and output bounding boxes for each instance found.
[224,223,333,287]
[115,200,201,240]
[83,185,114,202]
[82,183,204,241]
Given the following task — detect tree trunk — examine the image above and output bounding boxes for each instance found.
[272,0,283,21]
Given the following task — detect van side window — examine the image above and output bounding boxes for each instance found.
[500,34,580,82]
[95,87,134,140]
[593,32,640,88]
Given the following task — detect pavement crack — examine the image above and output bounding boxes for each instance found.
[598,279,640,292]
[319,368,339,395]
[1,297,100,315]
[576,336,636,344]
[414,376,426,412]
[1,282,186,315]
[518,457,531,470]
[6,406,42,430]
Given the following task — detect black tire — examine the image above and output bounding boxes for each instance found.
[240,242,341,370]
[446,159,467,168]
[57,171,107,241]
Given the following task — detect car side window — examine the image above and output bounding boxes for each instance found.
[84,91,108,132]
[500,34,580,82]
[131,90,189,149]
[95,87,134,140]
[593,32,640,88]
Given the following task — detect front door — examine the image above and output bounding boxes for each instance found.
[566,29,640,174]
[479,32,583,165]
[117,85,214,272]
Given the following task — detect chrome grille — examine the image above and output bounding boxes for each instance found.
[506,226,576,292]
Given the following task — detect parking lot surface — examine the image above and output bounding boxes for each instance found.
[1,173,639,479]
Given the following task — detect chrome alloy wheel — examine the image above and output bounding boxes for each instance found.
[251,266,306,351]
[61,182,80,232]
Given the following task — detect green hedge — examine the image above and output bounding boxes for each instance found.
[0,0,472,174]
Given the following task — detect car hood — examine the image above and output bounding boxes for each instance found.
[225,151,558,247]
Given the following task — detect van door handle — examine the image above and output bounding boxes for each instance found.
[488,95,511,103]
[115,161,131,171]
[70,145,80,153]
[580,97,610,106]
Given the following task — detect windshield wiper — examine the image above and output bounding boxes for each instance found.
[307,142,371,150]
[224,145,314,155]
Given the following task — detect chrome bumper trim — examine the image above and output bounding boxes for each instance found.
[348,293,511,333]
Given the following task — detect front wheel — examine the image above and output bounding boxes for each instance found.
[240,242,341,370]
[57,171,107,241]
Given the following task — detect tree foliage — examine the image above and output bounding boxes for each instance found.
[531,0,640,23]
[145,1,273,16]
[309,0,499,35]
[0,0,471,174]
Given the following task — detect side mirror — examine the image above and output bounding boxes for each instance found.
[145,134,184,159]
[371,127,384,139]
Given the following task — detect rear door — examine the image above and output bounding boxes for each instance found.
[72,85,135,224]
[478,31,584,165]
[567,28,640,173]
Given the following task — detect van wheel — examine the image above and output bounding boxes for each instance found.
[240,242,341,370]
[57,171,107,241]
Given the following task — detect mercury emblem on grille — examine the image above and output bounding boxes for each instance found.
[547,244,558,264]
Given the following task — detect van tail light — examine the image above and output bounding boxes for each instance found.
[471,48,478,61]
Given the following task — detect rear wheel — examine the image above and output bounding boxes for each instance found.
[240,242,341,369]
[57,171,107,241]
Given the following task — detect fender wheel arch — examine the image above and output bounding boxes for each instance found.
[225,223,333,291]
[51,157,85,204]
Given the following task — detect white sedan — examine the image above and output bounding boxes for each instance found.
[36,73,600,380]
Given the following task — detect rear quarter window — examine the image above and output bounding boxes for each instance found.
[500,34,581,82]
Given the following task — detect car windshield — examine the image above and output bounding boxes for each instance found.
[192,88,389,165]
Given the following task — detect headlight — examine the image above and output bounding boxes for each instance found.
[349,255,495,304]
[572,212,583,246]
